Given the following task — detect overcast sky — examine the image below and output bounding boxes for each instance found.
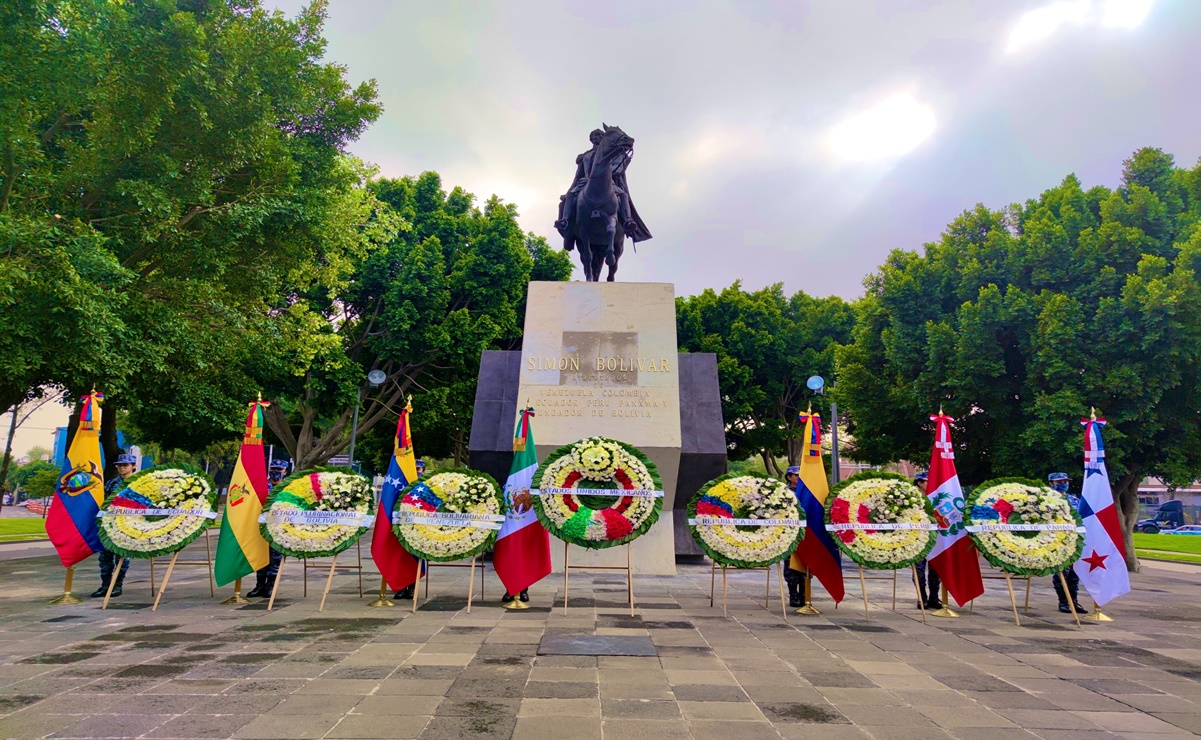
[262,0,1200,299]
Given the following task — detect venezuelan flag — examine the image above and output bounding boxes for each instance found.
[789,409,845,603]
[46,391,106,568]
[213,399,272,586]
[371,401,424,591]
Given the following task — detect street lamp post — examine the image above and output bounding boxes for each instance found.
[347,370,387,471]
[807,376,840,487]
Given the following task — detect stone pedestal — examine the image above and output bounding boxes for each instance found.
[468,283,728,572]
[517,282,681,575]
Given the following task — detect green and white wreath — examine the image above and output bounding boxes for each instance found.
[98,466,218,559]
[825,472,938,570]
[532,437,662,549]
[687,472,804,569]
[260,468,374,559]
[392,468,506,562]
[966,478,1084,577]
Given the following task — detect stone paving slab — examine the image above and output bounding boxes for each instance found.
[0,538,1198,739]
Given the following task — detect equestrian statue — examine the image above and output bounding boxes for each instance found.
[554,124,652,281]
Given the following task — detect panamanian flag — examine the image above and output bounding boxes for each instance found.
[1074,417,1130,606]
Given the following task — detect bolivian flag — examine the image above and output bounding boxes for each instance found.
[46,390,106,567]
[214,399,271,586]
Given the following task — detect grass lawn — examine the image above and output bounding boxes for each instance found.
[1133,532,1201,555]
[0,518,48,541]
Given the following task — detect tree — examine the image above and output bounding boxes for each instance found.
[263,173,573,468]
[23,466,60,501]
[676,282,855,475]
[0,0,382,459]
[836,148,1201,568]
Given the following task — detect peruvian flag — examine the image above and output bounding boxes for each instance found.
[1074,417,1130,606]
[925,411,984,606]
[493,407,552,595]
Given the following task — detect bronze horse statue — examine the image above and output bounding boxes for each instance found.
[556,124,651,281]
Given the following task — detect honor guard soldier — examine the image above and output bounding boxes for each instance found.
[912,471,943,610]
[415,459,426,478]
[782,465,811,608]
[1049,472,1085,613]
[247,459,289,597]
[91,453,137,597]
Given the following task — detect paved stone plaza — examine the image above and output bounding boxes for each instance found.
[1,539,1199,740]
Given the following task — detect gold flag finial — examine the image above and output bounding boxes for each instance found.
[257,391,262,402]
[1090,406,1097,421]
[939,404,944,415]
[806,402,812,415]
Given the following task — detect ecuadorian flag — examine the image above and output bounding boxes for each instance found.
[46,391,106,567]
[789,408,845,603]
[213,399,272,586]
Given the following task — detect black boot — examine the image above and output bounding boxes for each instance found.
[519,589,530,603]
[89,581,109,598]
[787,579,803,608]
[393,585,414,600]
[502,592,514,603]
[1053,571,1072,612]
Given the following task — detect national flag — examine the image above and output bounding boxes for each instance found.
[213,398,272,587]
[1074,416,1131,606]
[789,409,844,603]
[493,407,552,596]
[372,400,424,591]
[925,411,985,606]
[46,390,106,567]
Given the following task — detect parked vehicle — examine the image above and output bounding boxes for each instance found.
[1137,500,1185,533]
[1163,525,1201,535]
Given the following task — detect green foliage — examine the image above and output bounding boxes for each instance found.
[0,0,382,452]
[836,148,1201,566]
[265,172,571,468]
[676,282,854,473]
[24,467,60,499]
[10,460,56,491]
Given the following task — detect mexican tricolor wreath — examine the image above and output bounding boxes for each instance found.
[532,437,662,549]
[260,468,374,559]
[824,471,938,570]
[98,466,218,559]
[687,472,804,568]
[966,478,1084,577]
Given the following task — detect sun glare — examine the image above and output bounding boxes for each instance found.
[1007,0,1153,53]
[1101,0,1153,28]
[827,94,937,162]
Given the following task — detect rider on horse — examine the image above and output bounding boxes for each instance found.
[555,129,652,244]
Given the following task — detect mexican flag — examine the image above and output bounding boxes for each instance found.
[492,407,552,595]
[925,411,984,606]
[213,399,272,586]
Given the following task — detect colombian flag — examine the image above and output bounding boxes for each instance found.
[789,409,845,603]
[46,390,106,567]
[213,399,272,586]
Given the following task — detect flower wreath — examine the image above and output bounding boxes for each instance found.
[824,471,938,570]
[532,437,662,549]
[966,478,1084,577]
[687,472,803,569]
[98,466,218,559]
[392,468,506,562]
[260,467,374,559]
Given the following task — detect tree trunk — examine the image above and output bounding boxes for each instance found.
[0,406,17,513]
[1113,470,1142,573]
[100,399,120,479]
